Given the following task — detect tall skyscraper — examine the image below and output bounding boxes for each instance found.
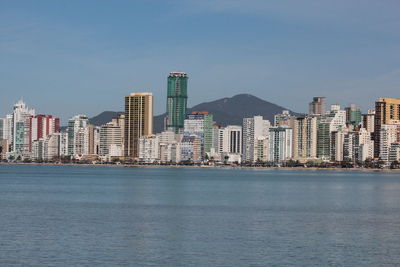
[166,72,188,134]
[374,98,400,158]
[309,97,326,115]
[124,92,153,158]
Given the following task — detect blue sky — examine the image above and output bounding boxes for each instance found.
[1,0,399,122]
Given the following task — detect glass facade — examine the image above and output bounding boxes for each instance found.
[184,112,213,159]
[0,118,3,140]
[345,105,362,127]
[166,72,188,134]
[15,121,25,153]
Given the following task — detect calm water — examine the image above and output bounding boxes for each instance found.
[0,165,400,266]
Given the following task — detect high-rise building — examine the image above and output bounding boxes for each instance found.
[389,143,400,163]
[309,97,326,115]
[111,114,125,152]
[379,124,400,163]
[345,104,362,127]
[31,115,60,141]
[26,114,60,154]
[328,105,347,131]
[99,122,123,157]
[12,100,35,153]
[255,136,269,162]
[330,130,345,162]
[357,128,374,162]
[124,92,153,159]
[0,139,9,158]
[32,139,44,161]
[22,115,33,155]
[274,110,295,127]
[362,109,375,133]
[183,111,213,158]
[292,116,318,160]
[316,106,346,160]
[43,133,61,161]
[3,115,13,144]
[374,98,400,158]
[166,72,188,134]
[180,135,201,163]
[59,132,69,157]
[14,120,27,154]
[343,131,358,162]
[269,127,293,163]
[0,118,4,141]
[138,135,159,163]
[158,131,182,163]
[242,116,270,163]
[211,124,222,156]
[218,125,242,155]
[67,114,89,156]
[86,124,100,155]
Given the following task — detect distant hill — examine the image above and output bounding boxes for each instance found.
[89,94,301,133]
[89,111,123,126]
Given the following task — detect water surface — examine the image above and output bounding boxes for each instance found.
[0,165,399,266]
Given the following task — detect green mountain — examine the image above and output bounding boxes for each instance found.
[89,94,301,133]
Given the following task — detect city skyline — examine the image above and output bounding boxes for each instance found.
[0,89,397,124]
[1,90,400,166]
[2,2,400,266]
[1,1,399,121]
[0,90,395,126]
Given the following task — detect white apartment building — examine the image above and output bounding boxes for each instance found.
[357,128,374,161]
[67,115,89,157]
[59,132,68,157]
[12,100,35,153]
[99,122,122,156]
[138,135,159,163]
[218,125,242,154]
[157,131,182,163]
[380,124,399,163]
[242,116,270,163]
[43,134,60,161]
[389,143,400,163]
[269,127,293,163]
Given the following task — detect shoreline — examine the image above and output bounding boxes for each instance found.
[1,162,399,172]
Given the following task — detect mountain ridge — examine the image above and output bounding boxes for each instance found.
[89,94,302,133]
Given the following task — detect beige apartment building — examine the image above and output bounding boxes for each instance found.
[124,92,153,159]
[374,98,400,158]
